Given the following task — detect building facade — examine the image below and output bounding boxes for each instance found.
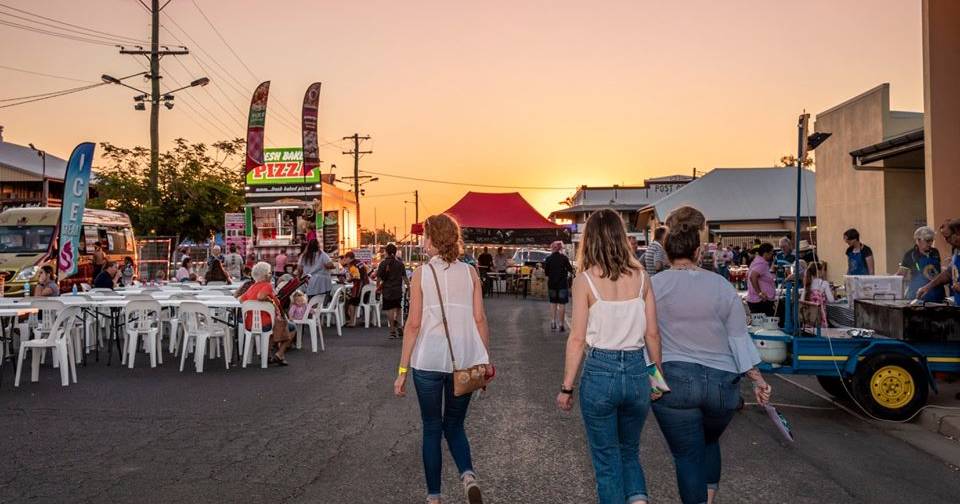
[0,127,69,210]
[549,175,693,246]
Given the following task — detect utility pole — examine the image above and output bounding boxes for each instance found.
[414,190,419,224]
[114,0,199,208]
[342,133,372,243]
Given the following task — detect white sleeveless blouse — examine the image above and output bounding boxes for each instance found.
[582,272,647,351]
[410,257,490,373]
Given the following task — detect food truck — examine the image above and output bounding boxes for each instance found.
[243,147,358,266]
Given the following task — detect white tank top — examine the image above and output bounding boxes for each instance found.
[582,271,647,351]
[410,257,490,373]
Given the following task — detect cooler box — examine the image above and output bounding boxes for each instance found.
[844,275,903,304]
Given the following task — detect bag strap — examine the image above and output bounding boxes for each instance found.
[427,263,458,370]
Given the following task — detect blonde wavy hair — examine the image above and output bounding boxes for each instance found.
[577,209,640,281]
[424,214,463,263]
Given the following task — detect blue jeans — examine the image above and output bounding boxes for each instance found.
[651,361,740,504]
[579,348,651,504]
[412,369,475,499]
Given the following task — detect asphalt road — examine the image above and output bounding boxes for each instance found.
[2,297,959,503]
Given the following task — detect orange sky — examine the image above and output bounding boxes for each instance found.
[0,0,924,234]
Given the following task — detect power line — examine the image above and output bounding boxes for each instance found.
[0,82,102,102]
[0,18,119,46]
[180,1,312,127]
[158,16,301,136]
[0,10,143,45]
[358,169,577,190]
[0,83,106,109]
[0,2,149,43]
[0,63,95,83]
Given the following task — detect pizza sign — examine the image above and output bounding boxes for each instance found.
[245,147,321,186]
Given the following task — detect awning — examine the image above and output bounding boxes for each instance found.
[851,128,924,168]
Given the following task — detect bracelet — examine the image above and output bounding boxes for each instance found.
[560,386,574,395]
[398,366,408,375]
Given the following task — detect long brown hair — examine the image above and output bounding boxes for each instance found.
[424,214,463,263]
[577,209,640,280]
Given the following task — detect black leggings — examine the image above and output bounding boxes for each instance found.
[747,300,775,317]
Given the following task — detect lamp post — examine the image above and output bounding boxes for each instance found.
[101,73,209,206]
[788,114,831,335]
[28,143,46,206]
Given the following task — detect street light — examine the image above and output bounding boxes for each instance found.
[28,143,47,206]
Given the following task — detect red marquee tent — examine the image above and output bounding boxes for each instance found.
[411,192,570,245]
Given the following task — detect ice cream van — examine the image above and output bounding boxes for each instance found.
[0,207,137,296]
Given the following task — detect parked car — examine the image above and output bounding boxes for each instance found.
[512,248,551,267]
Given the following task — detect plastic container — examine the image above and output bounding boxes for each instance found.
[753,329,788,364]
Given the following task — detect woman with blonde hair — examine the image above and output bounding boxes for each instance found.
[650,206,771,504]
[556,208,663,504]
[394,214,491,504]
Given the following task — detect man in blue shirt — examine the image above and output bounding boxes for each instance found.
[93,261,119,289]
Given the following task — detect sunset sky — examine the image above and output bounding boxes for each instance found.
[1,0,925,234]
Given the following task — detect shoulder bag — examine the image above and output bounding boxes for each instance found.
[428,263,488,397]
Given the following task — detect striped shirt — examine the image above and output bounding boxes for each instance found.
[644,241,667,275]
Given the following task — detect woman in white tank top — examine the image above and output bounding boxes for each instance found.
[394,214,490,504]
[556,209,663,504]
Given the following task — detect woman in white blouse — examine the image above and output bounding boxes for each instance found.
[394,213,491,504]
[557,209,663,504]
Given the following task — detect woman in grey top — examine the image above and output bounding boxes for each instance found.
[650,206,772,504]
[299,239,334,300]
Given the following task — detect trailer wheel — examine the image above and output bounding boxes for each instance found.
[816,376,852,399]
[852,354,928,421]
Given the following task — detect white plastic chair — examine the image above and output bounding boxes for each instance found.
[291,295,326,352]
[319,286,345,337]
[354,284,380,328]
[241,300,274,369]
[122,300,163,368]
[178,302,230,373]
[27,299,64,366]
[15,306,81,387]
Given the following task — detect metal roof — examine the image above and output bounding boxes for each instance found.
[641,167,816,222]
[0,141,69,181]
[850,128,924,166]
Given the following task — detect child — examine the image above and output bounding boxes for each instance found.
[288,290,309,321]
[802,262,833,327]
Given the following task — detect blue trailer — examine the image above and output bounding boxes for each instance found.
[751,325,960,420]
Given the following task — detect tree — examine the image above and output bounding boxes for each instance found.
[779,154,814,168]
[360,227,398,245]
[90,138,245,241]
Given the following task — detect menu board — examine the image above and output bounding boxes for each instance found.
[323,210,339,257]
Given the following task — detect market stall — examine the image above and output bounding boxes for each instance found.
[243,147,358,264]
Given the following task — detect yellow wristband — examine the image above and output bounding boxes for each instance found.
[398,366,408,375]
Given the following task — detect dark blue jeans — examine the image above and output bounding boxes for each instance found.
[412,369,475,499]
[651,361,740,504]
[579,348,651,504]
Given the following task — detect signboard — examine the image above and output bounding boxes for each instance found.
[57,142,95,278]
[461,227,572,245]
[245,147,320,186]
[353,248,373,265]
[224,213,246,257]
[323,210,339,257]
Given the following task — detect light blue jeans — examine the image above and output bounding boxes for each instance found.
[579,347,651,504]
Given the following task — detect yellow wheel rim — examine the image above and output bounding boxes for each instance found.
[870,365,915,409]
